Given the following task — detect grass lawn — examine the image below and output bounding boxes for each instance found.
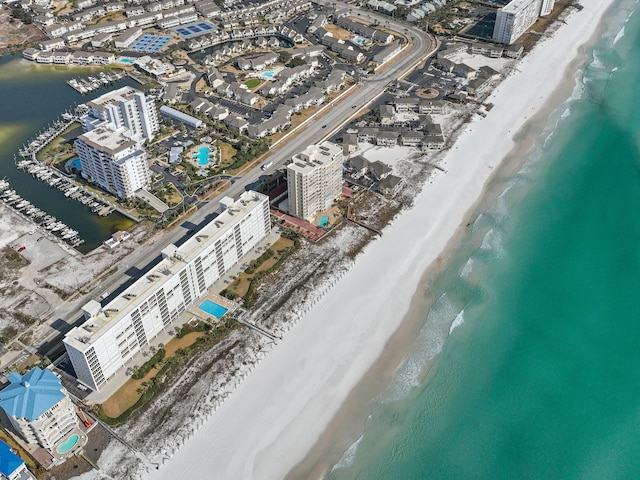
[100,331,206,418]
[245,78,261,89]
[218,141,237,168]
[226,237,294,298]
[161,183,183,207]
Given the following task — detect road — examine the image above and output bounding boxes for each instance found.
[39,7,436,358]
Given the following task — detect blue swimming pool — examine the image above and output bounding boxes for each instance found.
[120,58,134,63]
[66,157,82,172]
[261,71,275,79]
[319,215,329,227]
[199,299,228,318]
[57,434,79,454]
[353,36,365,45]
[197,147,209,166]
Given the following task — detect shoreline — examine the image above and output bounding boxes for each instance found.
[287,8,614,477]
[145,2,617,479]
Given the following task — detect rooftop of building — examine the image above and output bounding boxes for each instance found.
[0,368,65,422]
[77,126,137,156]
[288,141,342,174]
[501,0,539,14]
[86,86,145,111]
[0,439,25,478]
[64,191,268,351]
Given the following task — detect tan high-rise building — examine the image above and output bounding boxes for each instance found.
[287,141,343,221]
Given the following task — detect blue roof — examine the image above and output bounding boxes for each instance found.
[0,439,24,477]
[0,368,65,421]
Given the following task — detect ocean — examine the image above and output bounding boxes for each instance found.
[327,1,640,479]
[0,55,137,251]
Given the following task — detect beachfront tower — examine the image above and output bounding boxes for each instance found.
[492,0,543,45]
[539,0,555,16]
[84,86,159,141]
[287,141,343,221]
[64,191,271,392]
[75,126,151,199]
[0,368,79,452]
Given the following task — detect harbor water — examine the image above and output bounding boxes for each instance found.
[0,55,137,252]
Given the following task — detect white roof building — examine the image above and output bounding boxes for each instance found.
[64,191,271,392]
[287,141,343,221]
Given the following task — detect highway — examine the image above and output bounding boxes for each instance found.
[38,6,436,358]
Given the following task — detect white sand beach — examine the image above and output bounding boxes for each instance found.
[145,2,616,479]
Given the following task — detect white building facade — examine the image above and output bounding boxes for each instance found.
[287,141,343,221]
[75,127,150,198]
[84,86,159,141]
[492,0,542,45]
[64,191,271,391]
[539,0,555,15]
[0,368,79,452]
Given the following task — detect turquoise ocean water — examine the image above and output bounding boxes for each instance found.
[327,2,640,479]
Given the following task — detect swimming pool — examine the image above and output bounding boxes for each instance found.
[120,58,134,63]
[65,157,82,172]
[260,70,275,79]
[199,299,228,318]
[352,36,365,45]
[57,434,79,454]
[197,147,209,166]
[319,215,329,227]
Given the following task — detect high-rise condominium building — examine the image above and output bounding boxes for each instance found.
[287,141,343,221]
[492,0,542,45]
[64,191,271,392]
[75,126,150,198]
[84,86,159,141]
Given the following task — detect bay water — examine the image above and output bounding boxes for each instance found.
[328,2,640,479]
[0,55,137,252]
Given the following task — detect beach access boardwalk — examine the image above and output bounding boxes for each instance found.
[347,205,383,236]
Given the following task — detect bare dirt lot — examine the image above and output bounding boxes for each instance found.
[0,10,46,52]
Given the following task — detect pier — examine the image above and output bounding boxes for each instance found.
[17,105,88,160]
[66,71,126,95]
[0,178,84,247]
[16,160,114,217]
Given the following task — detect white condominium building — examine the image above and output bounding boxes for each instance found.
[287,141,343,221]
[0,368,79,451]
[64,191,271,392]
[539,0,555,15]
[84,86,159,141]
[75,126,150,198]
[492,0,542,45]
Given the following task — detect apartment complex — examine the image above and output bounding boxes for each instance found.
[0,368,79,452]
[84,86,159,141]
[287,141,343,221]
[492,0,542,45]
[75,86,158,198]
[64,191,271,392]
[75,126,150,198]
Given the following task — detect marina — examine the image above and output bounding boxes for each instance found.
[17,105,88,159]
[66,71,127,95]
[16,159,114,217]
[0,178,84,247]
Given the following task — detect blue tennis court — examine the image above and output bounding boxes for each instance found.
[130,34,172,52]
[174,21,216,38]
